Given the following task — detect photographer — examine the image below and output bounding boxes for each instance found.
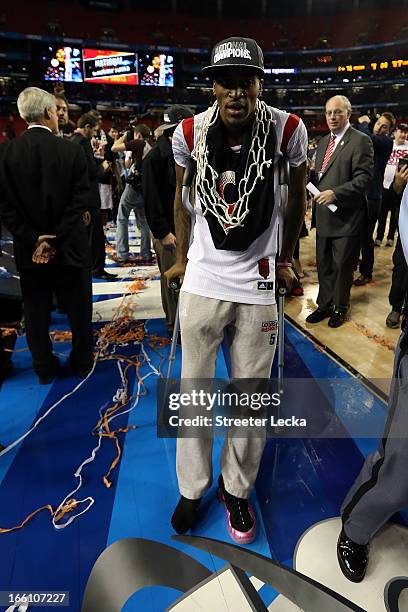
[112,124,152,264]
[386,157,408,327]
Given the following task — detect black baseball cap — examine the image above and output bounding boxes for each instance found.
[162,105,193,131]
[202,37,264,77]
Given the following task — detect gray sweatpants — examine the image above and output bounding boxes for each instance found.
[177,292,278,500]
[341,333,408,545]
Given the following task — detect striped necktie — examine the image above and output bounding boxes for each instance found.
[320,133,336,173]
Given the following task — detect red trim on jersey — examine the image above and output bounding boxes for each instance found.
[182,117,195,153]
[281,113,300,155]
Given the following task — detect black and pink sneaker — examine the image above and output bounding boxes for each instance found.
[217,475,256,544]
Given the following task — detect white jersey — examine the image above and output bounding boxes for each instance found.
[172,106,308,305]
[383,141,408,189]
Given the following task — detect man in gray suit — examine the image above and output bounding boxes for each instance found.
[306,95,373,328]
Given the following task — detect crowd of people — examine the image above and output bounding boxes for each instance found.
[0,35,407,588]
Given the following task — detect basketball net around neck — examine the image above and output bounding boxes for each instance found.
[194,99,275,234]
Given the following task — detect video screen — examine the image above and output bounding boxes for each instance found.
[83,49,138,85]
[43,46,83,82]
[138,53,174,87]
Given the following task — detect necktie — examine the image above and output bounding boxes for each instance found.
[320,134,336,173]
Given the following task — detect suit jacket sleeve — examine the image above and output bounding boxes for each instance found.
[83,138,105,182]
[142,154,171,240]
[332,135,374,206]
[357,122,393,158]
[0,147,38,249]
[52,145,90,249]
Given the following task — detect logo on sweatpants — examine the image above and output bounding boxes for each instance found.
[261,320,278,332]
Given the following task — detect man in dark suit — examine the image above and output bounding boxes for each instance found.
[306,95,373,328]
[142,105,193,337]
[70,112,115,281]
[0,87,94,383]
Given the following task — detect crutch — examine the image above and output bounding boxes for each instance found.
[165,159,197,382]
[277,157,290,394]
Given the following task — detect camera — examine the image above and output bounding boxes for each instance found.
[124,116,138,141]
[398,157,408,172]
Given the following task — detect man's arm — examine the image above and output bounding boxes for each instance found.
[52,146,90,249]
[111,133,127,153]
[279,161,307,262]
[357,117,392,157]
[142,154,173,241]
[164,164,190,283]
[83,138,108,181]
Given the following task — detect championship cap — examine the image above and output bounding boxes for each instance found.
[202,37,264,77]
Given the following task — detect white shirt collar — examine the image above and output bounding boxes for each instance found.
[28,125,52,133]
[331,122,350,142]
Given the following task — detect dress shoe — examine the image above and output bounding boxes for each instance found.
[386,310,401,328]
[305,308,331,324]
[374,239,382,247]
[37,355,60,385]
[328,310,347,328]
[337,529,368,582]
[386,239,394,247]
[128,254,154,265]
[0,358,13,380]
[93,270,118,280]
[353,274,372,286]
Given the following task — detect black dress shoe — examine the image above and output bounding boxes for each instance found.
[305,308,331,324]
[93,270,118,280]
[337,529,368,582]
[328,310,347,328]
[37,355,60,385]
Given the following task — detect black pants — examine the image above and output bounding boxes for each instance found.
[359,198,382,278]
[389,237,408,312]
[89,208,106,275]
[376,188,398,243]
[316,234,360,312]
[19,266,93,373]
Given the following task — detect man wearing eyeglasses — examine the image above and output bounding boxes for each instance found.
[306,95,373,328]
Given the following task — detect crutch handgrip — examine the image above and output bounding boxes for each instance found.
[169,277,181,291]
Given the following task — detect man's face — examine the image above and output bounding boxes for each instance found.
[85,124,98,139]
[55,97,68,128]
[213,70,261,131]
[394,128,407,145]
[325,98,350,134]
[47,106,59,134]
[109,127,119,140]
[373,116,392,136]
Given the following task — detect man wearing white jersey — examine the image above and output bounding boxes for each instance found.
[376,122,408,246]
[338,178,408,582]
[165,37,307,543]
